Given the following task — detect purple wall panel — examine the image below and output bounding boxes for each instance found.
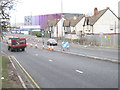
[30,13,62,29]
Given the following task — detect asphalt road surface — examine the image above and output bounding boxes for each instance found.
[7,34,118,60]
[1,40,118,88]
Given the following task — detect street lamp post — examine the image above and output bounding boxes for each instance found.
[47,20,52,38]
[50,26,52,38]
[41,29,45,47]
[61,15,66,41]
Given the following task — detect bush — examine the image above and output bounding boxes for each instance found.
[35,31,42,37]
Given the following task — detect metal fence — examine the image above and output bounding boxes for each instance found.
[83,34,119,48]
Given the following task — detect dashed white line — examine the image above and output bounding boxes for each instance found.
[1,51,8,56]
[35,54,38,56]
[49,60,53,62]
[75,70,83,74]
[8,56,16,69]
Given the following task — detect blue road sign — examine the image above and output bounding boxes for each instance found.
[3,36,6,39]
[62,42,69,48]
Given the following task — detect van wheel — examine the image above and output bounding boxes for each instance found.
[8,46,10,50]
[22,48,25,51]
[10,48,13,52]
[17,49,19,52]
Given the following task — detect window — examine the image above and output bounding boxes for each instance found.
[12,40,26,45]
[110,25,114,30]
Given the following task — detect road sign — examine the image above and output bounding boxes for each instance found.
[62,42,69,48]
[3,36,6,39]
[107,35,111,40]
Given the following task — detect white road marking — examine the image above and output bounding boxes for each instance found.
[84,46,87,48]
[49,60,53,62]
[75,70,83,74]
[35,54,38,56]
[8,56,16,69]
[1,51,7,56]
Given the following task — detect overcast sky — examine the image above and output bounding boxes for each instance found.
[10,0,120,25]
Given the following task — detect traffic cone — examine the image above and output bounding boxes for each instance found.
[38,40,40,43]
[42,45,45,50]
[51,46,54,51]
[35,44,38,48]
[48,45,50,50]
[30,44,33,47]
[26,43,28,46]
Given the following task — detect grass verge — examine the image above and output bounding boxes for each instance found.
[1,56,23,88]
[0,56,2,89]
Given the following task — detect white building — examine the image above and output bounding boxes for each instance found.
[47,18,60,38]
[84,7,119,34]
[47,14,85,39]
[63,15,85,39]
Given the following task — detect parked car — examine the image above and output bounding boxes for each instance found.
[47,39,57,46]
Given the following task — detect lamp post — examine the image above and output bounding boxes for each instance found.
[61,0,65,41]
[41,29,44,46]
[56,19,59,40]
[114,21,116,34]
[61,15,66,41]
[49,27,52,38]
[47,20,52,38]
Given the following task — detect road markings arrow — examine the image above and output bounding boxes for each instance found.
[49,60,53,62]
[76,70,83,74]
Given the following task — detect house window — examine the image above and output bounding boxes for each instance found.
[110,25,114,30]
[64,27,71,33]
[86,25,90,30]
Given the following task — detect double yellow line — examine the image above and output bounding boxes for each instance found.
[11,56,41,90]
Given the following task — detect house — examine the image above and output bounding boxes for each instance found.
[63,14,85,39]
[47,18,60,38]
[84,7,119,34]
[118,17,120,30]
[46,13,84,39]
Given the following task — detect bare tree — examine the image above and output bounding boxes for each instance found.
[0,0,18,32]
[0,0,18,19]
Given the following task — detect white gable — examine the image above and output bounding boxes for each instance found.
[76,17,85,34]
[93,9,119,34]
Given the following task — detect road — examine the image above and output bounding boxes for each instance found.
[7,34,119,60]
[1,40,118,88]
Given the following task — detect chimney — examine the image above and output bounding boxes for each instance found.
[94,8,98,16]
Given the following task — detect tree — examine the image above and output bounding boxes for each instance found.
[0,0,17,19]
[0,0,18,33]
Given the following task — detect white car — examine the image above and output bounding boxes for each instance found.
[47,39,57,46]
